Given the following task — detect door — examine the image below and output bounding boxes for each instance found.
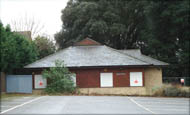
[6,75,32,93]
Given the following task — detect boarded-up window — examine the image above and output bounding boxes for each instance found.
[77,70,100,88]
[100,73,113,87]
[35,75,47,89]
[130,72,143,86]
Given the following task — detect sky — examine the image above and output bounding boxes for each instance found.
[0,0,69,39]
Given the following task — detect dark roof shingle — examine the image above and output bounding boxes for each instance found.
[25,38,168,68]
[25,45,155,68]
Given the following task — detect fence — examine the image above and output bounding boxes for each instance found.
[163,77,190,86]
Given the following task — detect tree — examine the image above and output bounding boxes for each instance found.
[10,15,45,39]
[55,0,147,49]
[141,0,189,77]
[0,22,38,73]
[42,60,76,94]
[34,35,56,59]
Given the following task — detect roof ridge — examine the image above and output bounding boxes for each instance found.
[120,49,169,65]
[118,51,150,64]
[104,45,150,65]
[120,52,151,65]
[141,54,169,65]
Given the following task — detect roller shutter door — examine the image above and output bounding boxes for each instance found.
[6,75,32,93]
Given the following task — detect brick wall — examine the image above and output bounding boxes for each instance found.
[75,38,100,46]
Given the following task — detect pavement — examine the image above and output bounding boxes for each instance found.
[0,96,189,114]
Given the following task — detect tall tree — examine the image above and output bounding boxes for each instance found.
[34,35,56,59]
[55,0,147,49]
[141,0,189,77]
[0,22,38,73]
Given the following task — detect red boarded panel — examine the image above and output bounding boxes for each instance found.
[76,69,100,88]
[113,71,130,87]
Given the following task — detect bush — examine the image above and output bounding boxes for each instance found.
[153,84,190,97]
[164,86,180,97]
[42,60,76,94]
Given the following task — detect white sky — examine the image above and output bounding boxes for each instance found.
[0,0,68,39]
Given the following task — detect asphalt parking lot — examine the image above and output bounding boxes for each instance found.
[0,96,189,114]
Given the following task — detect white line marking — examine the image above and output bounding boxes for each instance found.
[127,97,155,114]
[0,96,45,114]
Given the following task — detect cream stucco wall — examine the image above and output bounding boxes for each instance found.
[32,90,45,95]
[144,67,162,95]
[79,87,147,95]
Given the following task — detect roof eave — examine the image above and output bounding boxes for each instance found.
[24,64,170,69]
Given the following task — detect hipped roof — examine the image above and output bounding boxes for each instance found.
[25,38,168,68]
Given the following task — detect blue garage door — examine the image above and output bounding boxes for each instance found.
[6,75,32,93]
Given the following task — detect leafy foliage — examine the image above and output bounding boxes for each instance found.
[42,60,76,94]
[34,36,56,59]
[55,0,189,78]
[0,22,38,73]
[141,0,189,77]
[55,0,146,49]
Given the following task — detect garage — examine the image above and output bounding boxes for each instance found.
[6,75,32,93]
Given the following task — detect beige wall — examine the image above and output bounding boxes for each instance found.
[144,67,162,95]
[32,90,44,95]
[79,87,147,95]
[0,72,6,92]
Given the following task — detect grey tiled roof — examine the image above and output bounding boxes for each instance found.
[24,45,168,68]
[119,49,169,66]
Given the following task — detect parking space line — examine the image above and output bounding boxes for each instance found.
[127,97,155,114]
[0,96,45,114]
